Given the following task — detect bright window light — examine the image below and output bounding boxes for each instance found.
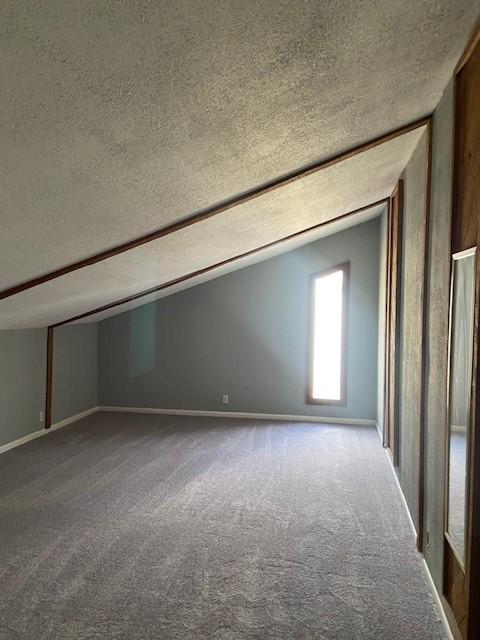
[309,263,348,404]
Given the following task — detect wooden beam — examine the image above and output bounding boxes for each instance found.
[455,22,480,75]
[52,197,389,327]
[386,180,403,467]
[45,326,53,429]
[0,117,430,302]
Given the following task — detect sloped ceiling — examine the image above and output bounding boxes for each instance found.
[73,202,388,324]
[0,1,479,328]
[0,128,423,329]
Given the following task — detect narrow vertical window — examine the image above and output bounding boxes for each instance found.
[307,262,349,405]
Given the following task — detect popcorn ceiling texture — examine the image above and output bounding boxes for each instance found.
[0,202,385,329]
[0,127,416,329]
[0,1,479,326]
[81,204,386,325]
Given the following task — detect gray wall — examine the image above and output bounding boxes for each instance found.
[396,131,428,529]
[99,218,381,421]
[423,81,454,590]
[52,323,98,423]
[0,329,47,447]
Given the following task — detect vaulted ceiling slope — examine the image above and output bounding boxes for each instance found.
[1,127,421,329]
[70,201,388,325]
[0,2,479,328]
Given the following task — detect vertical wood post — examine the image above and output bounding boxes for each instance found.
[45,326,53,429]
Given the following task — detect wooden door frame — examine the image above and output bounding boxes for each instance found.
[442,22,480,640]
[383,181,403,465]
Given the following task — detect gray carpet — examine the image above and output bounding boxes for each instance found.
[0,412,446,639]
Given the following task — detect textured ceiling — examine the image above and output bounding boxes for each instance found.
[0,128,423,329]
[74,203,388,325]
[0,1,479,328]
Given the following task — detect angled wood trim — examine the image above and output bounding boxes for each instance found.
[45,327,53,429]
[0,117,430,302]
[52,198,389,327]
[455,23,480,75]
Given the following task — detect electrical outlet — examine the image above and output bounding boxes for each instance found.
[39,411,44,423]
[222,394,229,405]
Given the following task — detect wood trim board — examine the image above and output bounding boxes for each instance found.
[455,23,480,75]
[460,39,480,639]
[386,181,403,467]
[382,197,392,448]
[443,25,480,640]
[45,327,53,430]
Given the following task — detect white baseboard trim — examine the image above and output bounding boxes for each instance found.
[0,406,99,455]
[50,406,98,431]
[421,558,455,640]
[384,448,417,538]
[0,428,46,455]
[384,450,454,639]
[98,406,375,426]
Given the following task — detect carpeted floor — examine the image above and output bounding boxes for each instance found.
[0,412,446,639]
